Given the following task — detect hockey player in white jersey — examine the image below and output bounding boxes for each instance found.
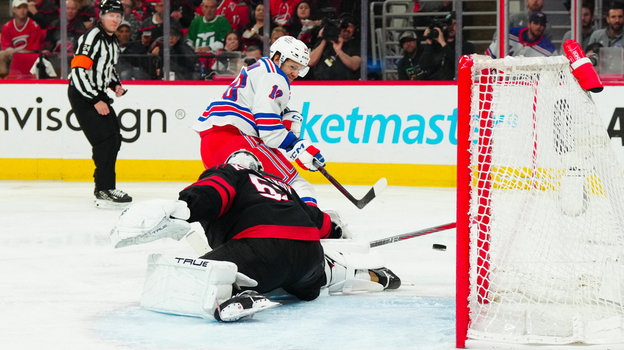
[194,35,323,205]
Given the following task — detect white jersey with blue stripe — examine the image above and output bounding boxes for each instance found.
[194,57,298,150]
[486,27,556,58]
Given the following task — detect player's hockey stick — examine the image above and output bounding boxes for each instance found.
[369,222,456,247]
[313,159,387,209]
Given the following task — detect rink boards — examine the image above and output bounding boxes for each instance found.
[0,81,622,186]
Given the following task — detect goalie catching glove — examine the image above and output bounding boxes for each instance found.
[286,138,325,171]
[110,199,192,248]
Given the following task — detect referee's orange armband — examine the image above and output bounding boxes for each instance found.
[71,55,93,70]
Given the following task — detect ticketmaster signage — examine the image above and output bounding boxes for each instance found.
[0,83,458,164]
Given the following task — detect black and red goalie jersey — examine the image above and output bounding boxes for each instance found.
[179,164,333,249]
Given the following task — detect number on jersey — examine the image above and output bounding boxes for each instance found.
[249,174,288,201]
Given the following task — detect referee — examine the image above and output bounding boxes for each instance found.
[68,0,132,208]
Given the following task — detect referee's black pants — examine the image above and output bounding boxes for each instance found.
[68,85,122,192]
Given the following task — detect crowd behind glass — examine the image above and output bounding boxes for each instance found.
[1,0,623,81]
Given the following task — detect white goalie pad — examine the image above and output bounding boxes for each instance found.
[110,199,192,248]
[321,239,385,295]
[140,254,258,320]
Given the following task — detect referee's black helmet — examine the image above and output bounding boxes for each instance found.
[99,0,123,15]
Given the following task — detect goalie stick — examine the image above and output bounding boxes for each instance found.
[313,159,387,209]
[369,222,456,248]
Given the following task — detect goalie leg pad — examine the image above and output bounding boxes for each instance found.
[140,254,242,319]
[321,240,386,295]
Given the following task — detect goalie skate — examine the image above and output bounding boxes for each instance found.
[214,290,279,322]
[369,267,401,290]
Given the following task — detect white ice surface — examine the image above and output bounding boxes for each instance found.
[0,180,457,349]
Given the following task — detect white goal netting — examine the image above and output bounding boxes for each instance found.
[465,55,624,344]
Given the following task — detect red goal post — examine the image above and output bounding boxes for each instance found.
[456,54,624,348]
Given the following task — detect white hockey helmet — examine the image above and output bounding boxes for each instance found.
[225,149,263,172]
[269,36,310,77]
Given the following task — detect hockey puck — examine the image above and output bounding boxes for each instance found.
[432,244,447,251]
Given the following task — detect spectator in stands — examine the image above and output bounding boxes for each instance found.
[131,0,147,21]
[241,3,266,49]
[242,44,262,66]
[509,0,553,41]
[308,14,360,80]
[139,0,164,42]
[585,42,603,71]
[41,0,87,54]
[217,0,250,33]
[586,2,624,49]
[419,12,475,80]
[186,0,232,53]
[396,31,425,81]
[271,0,299,27]
[116,21,135,79]
[211,31,243,75]
[150,22,199,80]
[27,0,59,30]
[120,27,155,79]
[139,0,187,41]
[270,25,288,45]
[117,21,133,48]
[76,0,97,30]
[485,11,555,58]
[285,0,322,47]
[136,0,184,23]
[0,0,44,78]
[561,1,596,51]
[177,0,202,29]
[121,0,142,40]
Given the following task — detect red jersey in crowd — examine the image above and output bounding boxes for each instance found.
[1,17,44,51]
[271,0,298,26]
[217,0,249,32]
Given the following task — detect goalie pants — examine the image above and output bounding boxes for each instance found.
[201,237,326,301]
[68,85,122,191]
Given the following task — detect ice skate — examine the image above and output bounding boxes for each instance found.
[94,189,132,209]
[369,267,401,290]
[214,290,279,322]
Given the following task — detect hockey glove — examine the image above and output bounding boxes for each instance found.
[111,199,191,248]
[325,210,352,239]
[282,109,303,138]
[286,139,325,171]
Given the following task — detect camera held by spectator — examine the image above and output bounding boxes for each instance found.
[586,42,602,67]
[321,14,356,42]
[321,18,341,42]
[425,12,454,41]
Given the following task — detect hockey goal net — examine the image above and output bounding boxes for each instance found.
[456,55,624,347]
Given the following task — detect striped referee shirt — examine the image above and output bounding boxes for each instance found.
[69,23,121,103]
